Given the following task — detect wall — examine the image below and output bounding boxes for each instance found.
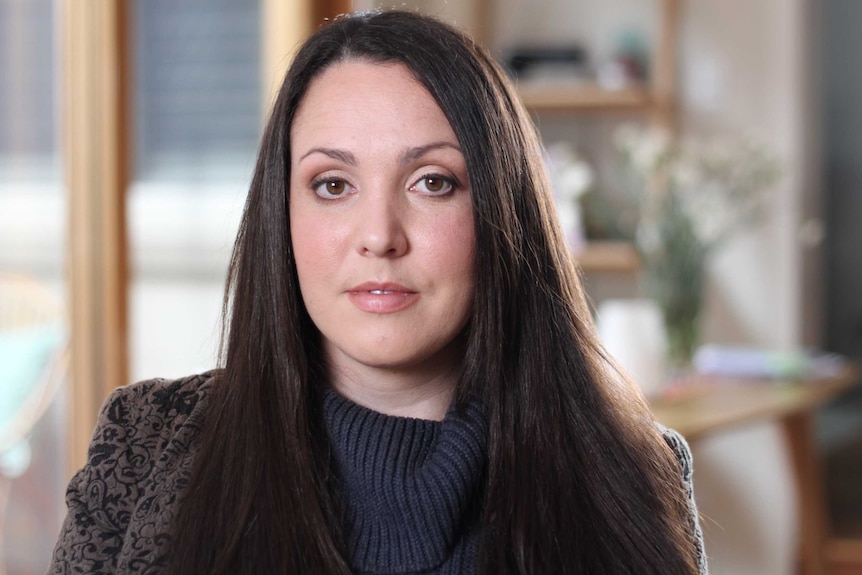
[678,6,815,570]
[680,0,816,351]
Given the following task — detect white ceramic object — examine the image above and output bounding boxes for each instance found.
[596,298,667,397]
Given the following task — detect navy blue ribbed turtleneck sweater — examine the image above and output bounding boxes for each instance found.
[322,389,488,575]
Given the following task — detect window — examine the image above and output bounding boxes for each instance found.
[128,1,263,382]
[133,0,262,184]
[0,0,59,184]
[0,2,67,573]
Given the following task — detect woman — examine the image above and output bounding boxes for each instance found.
[51,10,706,574]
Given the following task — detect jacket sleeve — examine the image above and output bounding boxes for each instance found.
[48,383,156,574]
[662,426,709,574]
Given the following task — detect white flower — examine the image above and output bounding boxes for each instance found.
[614,125,780,252]
[631,128,672,175]
[545,142,594,201]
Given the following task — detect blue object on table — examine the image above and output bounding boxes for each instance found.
[693,344,848,381]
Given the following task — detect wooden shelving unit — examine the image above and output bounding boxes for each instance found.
[475,0,680,273]
[476,0,679,126]
[574,241,640,274]
[517,82,652,113]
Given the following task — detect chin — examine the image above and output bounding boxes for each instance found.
[349,350,436,371]
[335,338,464,373]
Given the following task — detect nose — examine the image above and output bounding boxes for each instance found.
[353,189,408,258]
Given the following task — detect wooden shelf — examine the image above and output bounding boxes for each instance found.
[574,240,640,273]
[517,82,652,113]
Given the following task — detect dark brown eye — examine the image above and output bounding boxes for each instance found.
[413,174,454,195]
[312,178,351,199]
[424,177,444,192]
[326,180,346,195]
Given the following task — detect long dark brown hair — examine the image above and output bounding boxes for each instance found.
[168,10,700,574]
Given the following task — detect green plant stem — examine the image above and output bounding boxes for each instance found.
[642,193,706,369]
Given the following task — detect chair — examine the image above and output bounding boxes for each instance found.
[0,274,68,575]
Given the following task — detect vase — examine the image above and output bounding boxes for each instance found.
[596,298,667,397]
[641,196,707,371]
[656,273,703,372]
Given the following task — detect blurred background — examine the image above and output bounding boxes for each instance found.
[1,0,860,573]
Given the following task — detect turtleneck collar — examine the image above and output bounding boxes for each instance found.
[322,387,487,574]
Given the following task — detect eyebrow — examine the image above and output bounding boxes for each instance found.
[298,141,462,166]
[299,147,357,165]
[399,142,462,165]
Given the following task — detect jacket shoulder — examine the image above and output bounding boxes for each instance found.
[99,370,218,435]
[50,371,220,573]
[660,425,694,484]
[660,425,709,574]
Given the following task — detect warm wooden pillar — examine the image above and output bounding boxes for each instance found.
[312,0,352,26]
[62,0,130,476]
[471,0,493,48]
[652,0,679,130]
[260,0,352,116]
[261,0,312,115]
[784,412,830,575]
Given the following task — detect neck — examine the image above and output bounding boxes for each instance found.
[324,337,465,421]
[330,365,457,421]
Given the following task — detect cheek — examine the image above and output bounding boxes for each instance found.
[424,208,477,290]
[290,205,338,288]
[290,218,315,279]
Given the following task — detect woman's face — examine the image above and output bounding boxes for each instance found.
[289,60,476,385]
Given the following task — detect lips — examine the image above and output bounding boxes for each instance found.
[347,282,419,314]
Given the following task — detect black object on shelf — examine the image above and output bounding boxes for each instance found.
[505,46,587,77]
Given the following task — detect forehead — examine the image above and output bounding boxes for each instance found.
[290,60,458,148]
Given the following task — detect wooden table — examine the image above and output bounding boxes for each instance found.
[650,364,859,575]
